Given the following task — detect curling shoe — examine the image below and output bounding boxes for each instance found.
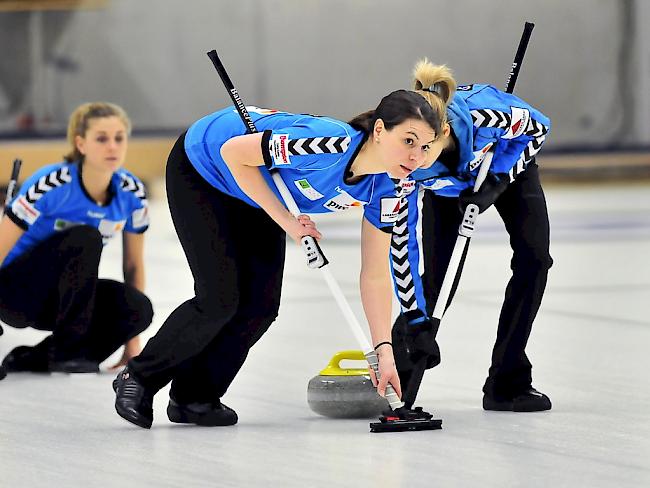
[113,367,154,429]
[167,399,238,426]
[2,346,49,372]
[49,358,99,373]
[483,387,552,412]
[0,364,6,381]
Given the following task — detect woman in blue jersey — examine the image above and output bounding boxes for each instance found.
[391,59,552,412]
[0,102,152,377]
[112,89,454,429]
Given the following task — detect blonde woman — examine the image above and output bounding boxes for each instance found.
[0,102,152,375]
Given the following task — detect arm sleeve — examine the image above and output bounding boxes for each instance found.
[260,117,353,171]
[121,174,150,234]
[6,167,71,230]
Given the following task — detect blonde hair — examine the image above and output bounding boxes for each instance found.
[64,102,132,162]
[412,58,457,128]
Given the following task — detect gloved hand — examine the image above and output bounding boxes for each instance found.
[392,315,441,372]
[458,172,509,214]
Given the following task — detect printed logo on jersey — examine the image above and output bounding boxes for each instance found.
[98,219,126,242]
[400,180,416,196]
[87,210,106,218]
[503,107,530,139]
[245,106,281,115]
[323,187,367,212]
[468,143,494,171]
[294,179,324,201]
[457,84,474,91]
[54,219,79,231]
[131,207,149,229]
[11,196,40,225]
[269,134,291,166]
[421,179,455,191]
[380,197,401,223]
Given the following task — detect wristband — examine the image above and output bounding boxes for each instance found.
[374,341,392,351]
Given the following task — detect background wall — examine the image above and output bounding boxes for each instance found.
[0,0,648,149]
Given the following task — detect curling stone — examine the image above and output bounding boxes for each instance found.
[307,350,389,418]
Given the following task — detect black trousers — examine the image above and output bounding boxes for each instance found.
[0,226,153,364]
[129,133,286,404]
[420,163,553,398]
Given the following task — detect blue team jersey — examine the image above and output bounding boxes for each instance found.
[184,106,401,230]
[409,83,551,197]
[391,85,550,321]
[3,162,149,267]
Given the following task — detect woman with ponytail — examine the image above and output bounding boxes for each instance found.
[391,59,553,412]
[0,102,153,376]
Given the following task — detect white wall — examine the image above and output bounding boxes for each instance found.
[1,0,646,148]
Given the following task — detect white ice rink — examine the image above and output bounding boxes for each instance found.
[1,182,649,488]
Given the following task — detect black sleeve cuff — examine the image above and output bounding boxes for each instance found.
[5,208,28,231]
[261,130,273,169]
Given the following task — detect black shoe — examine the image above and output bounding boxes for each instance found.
[49,358,99,373]
[2,346,49,373]
[483,387,552,412]
[113,367,154,429]
[0,364,6,381]
[167,399,238,426]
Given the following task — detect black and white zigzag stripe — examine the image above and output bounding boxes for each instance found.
[470,109,549,181]
[390,180,418,312]
[120,174,147,201]
[508,133,547,181]
[24,166,72,204]
[287,136,351,155]
[470,109,511,130]
[470,108,549,138]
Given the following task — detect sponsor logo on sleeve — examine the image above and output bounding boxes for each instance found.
[11,196,40,225]
[131,207,149,228]
[503,107,530,139]
[468,143,494,171]
[294,179,324,201]
[269,134,291,166]
[323,187,367,212]
[380,197,401,223]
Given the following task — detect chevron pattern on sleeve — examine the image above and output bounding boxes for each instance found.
[390,181,418,312]
[287,136,351,155]
[24,166,72,204]
[119,174,147,201]
[471,109,549,137]
[508,133,547,181]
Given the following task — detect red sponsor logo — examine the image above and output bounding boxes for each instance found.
[18,197,37,217]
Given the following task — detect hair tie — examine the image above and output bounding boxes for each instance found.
[421,83,443,97]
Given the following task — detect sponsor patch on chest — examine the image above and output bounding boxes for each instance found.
[294,179,324,201]
[323,188,366,212]
[380,197,402,223]
[98,219,126,241]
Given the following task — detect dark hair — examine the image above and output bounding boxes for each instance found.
[349,89,444,138]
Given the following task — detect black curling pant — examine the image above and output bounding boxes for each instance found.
[0,226,153,364]
[129,133,286,404]
[420,163,553,399]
